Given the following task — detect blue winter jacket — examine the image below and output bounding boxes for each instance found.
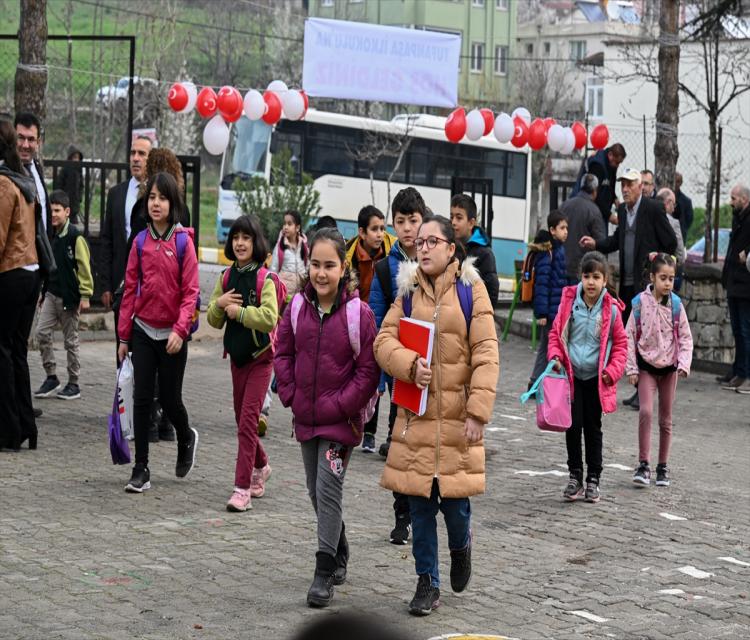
[568,283,607,381]
[369,240,413,392]
[531,230,567,322]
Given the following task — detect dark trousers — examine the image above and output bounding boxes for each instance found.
[364,394,380,436]
[565,376,603,480]
[131,328,190,465]
[383,381,410,516]
[728,296,750,379]
[620,284,636,327]
[114,304,121,368]
[0,268,41,444]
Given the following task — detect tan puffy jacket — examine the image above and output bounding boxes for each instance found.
[374,258,499,499]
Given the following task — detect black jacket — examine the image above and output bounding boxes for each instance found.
[99,180,130,295]
[595,196,678,293]
[55,144,84,214]
[561,191,605,279]
[127,195,191,255]
[722,205,750,298]
[26,158,52,239]
[464,226,500,307]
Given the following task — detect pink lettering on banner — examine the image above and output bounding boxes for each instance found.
[315,61,327,84]
[409,72,420,96]
[350,65,356,87]
[335,63,348,87]
[420,73,433,95]
[369,67,379,90]
[357,66,369,89]
[391,70,403,93]
[379,68,389,92]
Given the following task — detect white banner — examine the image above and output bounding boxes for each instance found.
[303,18,460,108]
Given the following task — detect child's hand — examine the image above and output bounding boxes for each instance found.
[628,373,639,386]
[602,371,612,386]
[552,358,561,372]
[117,342,129,363]
[414,357,432,390]
[678,369,688,378]
[166,332,184,355]
[79,299,90,312]
[538,318,547,326]
[463,417,484,444]
[226,303,239,320]
[218,288,243,310]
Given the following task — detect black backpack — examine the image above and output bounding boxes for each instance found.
[374,258,393,305]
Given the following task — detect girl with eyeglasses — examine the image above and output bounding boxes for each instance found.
[373,215,499,616]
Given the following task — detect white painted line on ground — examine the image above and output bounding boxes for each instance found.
[660,512,688,521]
[659,589,685,594]
[678,566,714,579]
[508,438,523,442]
[486,427,508,432]
[500,414,527,421]
[568,610,609,623]
[641,567,651,572]
[718,556,750,566]
[514,470,567,477]
[427,635,520,640]
[605,464,633,471]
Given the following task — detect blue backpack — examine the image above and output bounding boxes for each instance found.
[631,291,681,367]
[402,280,473,333]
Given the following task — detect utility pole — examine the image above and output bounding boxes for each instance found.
[15,0,48,133]
[653,0,680,191]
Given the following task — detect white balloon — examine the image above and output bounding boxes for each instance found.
[493,112,514,144]
[267,80,288,96]
[547,124,567,152]
[203,115,230,155]
[281,90,306,121]
[561,127,576,154]
[180,82,198,114]
[244,89,265,121]
[511,107,531,127]
[465,109,485,141]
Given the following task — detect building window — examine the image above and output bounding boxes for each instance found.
[473,0,485,6]
[496,0,509,9]
[494,46,508,76]
[544,42,551,55]
[321,0,333,5]
[571,41,587,68]
[526,43,534,56]
[471,43,485,72]
[586,76,604,119]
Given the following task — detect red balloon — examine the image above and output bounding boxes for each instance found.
[590,124,609,150]
[511,116,529,148]
[445,108,466,143]
[196,86,218,118]
[262,91,282,125]
[168,83,188,112]
[479,109,495,136]
[543,117,557,132]
[217,86,242,121]
[527,118,547,151]
[571,122,587,149]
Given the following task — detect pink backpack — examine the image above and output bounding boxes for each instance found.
[520,360,572,432]
[290,292,378,423]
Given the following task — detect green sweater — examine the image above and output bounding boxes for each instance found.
[46,220,94,311]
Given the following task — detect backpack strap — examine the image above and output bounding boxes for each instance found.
[456,281,473,334]
[256,266,269,306]
[222,266,231,292]
[632,292,643,343]
[345,297,361,358]
[135,229,148,297]
[402,293,413,318]
[374,258,393,305]
[670,291,681,367]
[290,292,304,334]
[604,303,617,367]
[175,231,187,272]
[276,242,284,272]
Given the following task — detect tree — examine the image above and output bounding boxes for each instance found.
[15,0,48,132]
[234,148,322,243]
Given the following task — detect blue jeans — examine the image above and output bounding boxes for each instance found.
[728,297,750,378]
[408,478,471,588]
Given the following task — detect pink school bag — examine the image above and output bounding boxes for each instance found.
[520,360,572,432]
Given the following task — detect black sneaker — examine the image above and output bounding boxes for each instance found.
[656,464,670,487]
[408,574,440,616]
[125,463,151,493]
[633,461,651,485]
[716,371,733,383]
[390,513,412,545]
[449,531,472,593]
[623,389,638,406]
[56,383,80,400]
[35,375,61,398]
[585,479,600,503]
[361,433,375,453]
[563,471,584,500]
[378,440,390,457]
[158,415,176,441]
[176,428,198,478]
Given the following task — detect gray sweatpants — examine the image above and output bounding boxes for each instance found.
[300,437,351,557]
[37,293,81,384]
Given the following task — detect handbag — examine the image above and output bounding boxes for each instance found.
[520,360,572,432]
[34,202,57,278]
[109,360,132,465]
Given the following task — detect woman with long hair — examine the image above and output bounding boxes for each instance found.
[0,120,42,450]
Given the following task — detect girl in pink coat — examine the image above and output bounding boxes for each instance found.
[626,253,693,488]
[548,251,628,503]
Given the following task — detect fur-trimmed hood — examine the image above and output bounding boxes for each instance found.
[396,256,481,298]
[528,229,554,254]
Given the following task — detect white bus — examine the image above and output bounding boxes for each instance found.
[217,109,532,274]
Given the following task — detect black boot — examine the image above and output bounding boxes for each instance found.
[623,389,639,406]
[630,389,640,411]
[307,552,336,607]
[334,522,349,585]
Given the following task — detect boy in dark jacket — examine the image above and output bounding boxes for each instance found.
[368,186,425,545]
[529,210,568,385]
[34,191,94,400]
[450,194,500,307]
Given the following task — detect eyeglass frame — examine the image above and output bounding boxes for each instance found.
[414,236,452,251]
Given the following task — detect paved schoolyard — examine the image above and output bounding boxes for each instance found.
[1,326,748,640]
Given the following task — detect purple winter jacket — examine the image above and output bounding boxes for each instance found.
[275,277,381,447]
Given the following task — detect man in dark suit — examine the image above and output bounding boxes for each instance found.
[99,135,152,357]
[14,112,52,240]
[581,167,678,409]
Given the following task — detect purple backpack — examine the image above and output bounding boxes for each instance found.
[135,229,200,334]
[520,360,572,432]
[401,281,473,331]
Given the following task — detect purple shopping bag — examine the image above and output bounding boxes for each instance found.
[109,365,131,465]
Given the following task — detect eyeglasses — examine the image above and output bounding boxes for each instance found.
[415,236,451,251]
[17,134,37,145]
[642,182,653,187]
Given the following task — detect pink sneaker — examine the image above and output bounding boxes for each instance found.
[226,487,252,512]
[250,464,272,498]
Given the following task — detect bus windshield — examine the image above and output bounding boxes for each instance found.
[221,118,272,189]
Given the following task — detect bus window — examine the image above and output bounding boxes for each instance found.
[305,123,357,178]
[505,152,527,199]
[221,118,272,189]
[271,131,303,184]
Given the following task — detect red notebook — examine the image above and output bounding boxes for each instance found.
[392,318,435,416]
